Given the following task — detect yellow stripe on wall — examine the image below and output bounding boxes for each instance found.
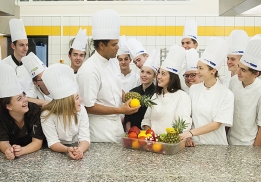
[25,26,261,36]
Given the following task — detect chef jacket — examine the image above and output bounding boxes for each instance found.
[2,54,33,93]
[121,71,140,93]
[141,90,192,134]
[228,76,261,145]
[77,51,124,142]
[189,81,234,145]
[41,105,90,147]
[0,102,45,146]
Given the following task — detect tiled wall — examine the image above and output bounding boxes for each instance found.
[21,16,261,76]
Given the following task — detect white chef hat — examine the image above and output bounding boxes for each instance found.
[142,49,160,73]
[9,18,27,42]
[182,20,198,41]
[71,28,87,52]
[250,34,261,41]
[42,64,78,100]
[22,52,46,78]
[185,48,199,71]
[92,9,120,40]
[240,39,261,71]
[0,63,23,98]
[200,37,229,71]
[117,35,130,56]
[228,30,248,55]
[126,38,147,60]
[161,45,186,75]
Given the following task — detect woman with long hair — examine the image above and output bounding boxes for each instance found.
[141,45,192,134]
[41,64,90,160]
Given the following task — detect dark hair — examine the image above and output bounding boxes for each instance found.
[0,97,12,113]
[12,41,17,46]
[68,48,86,56]
[155,71,181,95]
[117,54,131,59]
[32,74,39,82]
[192,39,198,45]
[207,65,219,78]
[93,40,110,50]
[249,67,261,76]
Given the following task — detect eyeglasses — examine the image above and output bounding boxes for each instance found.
[183,73,198,79]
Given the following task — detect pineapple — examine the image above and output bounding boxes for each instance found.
[172,117,188,134]
[124,92,157,108]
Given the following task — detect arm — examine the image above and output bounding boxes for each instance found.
[254,126,261,146]
[0,141,15,160]
[27,97,50,107]
[141,105,153,130]
[122,90,125,103]
[50,142,76,159]
[12,138,43,157]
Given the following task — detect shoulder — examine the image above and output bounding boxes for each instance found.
[130,85,142,92]
[2,55,12,62]
[27,102,41,115]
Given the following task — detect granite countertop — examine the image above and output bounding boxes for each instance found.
[0,143,261,182]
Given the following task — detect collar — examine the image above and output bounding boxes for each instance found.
[11,54,23,66]
[243,78,259,90]
[94,51,109,67]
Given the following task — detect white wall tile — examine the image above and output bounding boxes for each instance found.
[146,17,156,26]
[255,17,261,26]
[70,17,79,26]
[165,36,175,47]
[137,36,146,46]
[48,44,52,55]
[120,16,128,26]
[215,17,224,26]
[136,17,146,26]
[185,16,195,21]
[62,36,70,46]
[21,17,26,24]
[79,16,88,26]
[145,45,156,53]
[63,17,70,26]
[235,17,244,26]
[157,17,165,26]
[197,36,205,46]
[175,36,182,46]
[146,36,155,46]
[52,45,60,54]
[24,17,34,26]
[127,17,136,26]
[52,17,61,26]
[43,17,51,26]
[195,17,205,26]
[52,36,61,45]
[244,17,254,26]
[33,17,42,26]
[50,54,61,64]
[156,36,165,46]
[156,45,165,51]
[62,44,70,55]
[225,17,234,26]
[175,17,186,26]
[166,17,175,26]
[205,17,215,26]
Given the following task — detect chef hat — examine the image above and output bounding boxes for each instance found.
[228,30,248,55]
[92,9,120,40]
[240,39,261,71]
[71,28,87,52]
[182,20,197,41]
[126,38,147,60]
[42,64,78,100]
[185,48,199,71]
[142,49,160,73]
[200,37,229,71]
[9,18,27,42]
[161,45,186,75]
[117,35,130,56]
[0,63,23,98]
[250,34,261,41]
[22,52,46,78]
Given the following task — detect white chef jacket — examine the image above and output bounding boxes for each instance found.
[26,85,52,101]
[2,55,32,93]
[189,81,234,145]
[220,71,232,88]
[227,77,261,145]
[41,105,90,147]
[141,90,192,134]
[121,71,140,93]
[77,51,124,143]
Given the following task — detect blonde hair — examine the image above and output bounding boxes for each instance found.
[41,94,78,129]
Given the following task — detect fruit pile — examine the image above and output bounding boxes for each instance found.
[122,118,188,154]
[124,92,157,108]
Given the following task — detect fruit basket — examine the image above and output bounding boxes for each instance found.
[121,137,186,155]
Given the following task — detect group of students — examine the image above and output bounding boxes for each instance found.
[0,9,261,161]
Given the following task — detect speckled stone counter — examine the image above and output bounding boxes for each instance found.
[0,143,261,182]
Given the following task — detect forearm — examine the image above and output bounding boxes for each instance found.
[86,104,120,115]
[0,141,11,153]
[78,141,90,153]
[22,139,43,155]
[50,142,69,153]
[190,122,222,136]
[254,126,261,146]
[143,125,151,131]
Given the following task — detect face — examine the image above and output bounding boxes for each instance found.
[181,38,198,50]
[157,68,170,89]
[6,93,29,114]
[11,39,28,58]
[33,72,50,95]
[237,62,258,84]
[183,70,200,87]
[101,40,119,60]
[197,61,216,82]
[133,54,148,69]
[69,49,86,69]
[140,66,156,85]
[117,54,131,71]
[74,93,82,112]
[227,55,241,72]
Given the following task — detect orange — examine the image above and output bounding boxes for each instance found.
[132,140,140,149]
[128,132,137,139]
[129,99,140,108]
[138,136,147,146]
[152,143,162,153]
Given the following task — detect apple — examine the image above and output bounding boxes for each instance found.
[146,129,155,137]
[128,126,140,135]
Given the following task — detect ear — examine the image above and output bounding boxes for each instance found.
[11,43,16,50]
[194,42,198,49]
[99,42,105,51]
[254,71,260,77]
[6,104,12,111]
[68,54,71,59]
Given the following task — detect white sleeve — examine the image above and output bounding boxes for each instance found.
[41,112,61,148]
[26,84,37,98]
[78,105,91,143]
[256,96,261,127]
[141,94,156,129]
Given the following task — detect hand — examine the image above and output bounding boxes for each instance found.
[72,147,84,160]
[185,138,196,147]
[12,145,23,157]
[42,101,50,107]
[67,147,77,160]
[119,99,140,115]
[179,131,193,140]
[5,147,15,160]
